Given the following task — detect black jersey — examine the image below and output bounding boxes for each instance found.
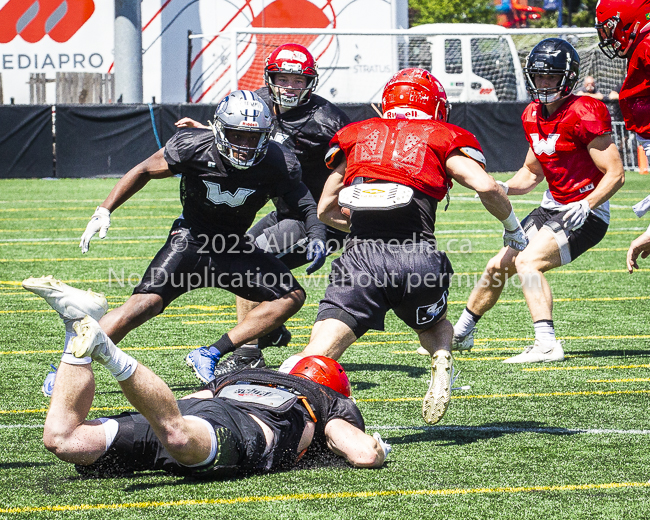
[349,189,439,243]
[256,88,351,212]
[164,128,324,241]
[78,370,363,479]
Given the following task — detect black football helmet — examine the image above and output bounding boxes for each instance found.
[524,38,580,104]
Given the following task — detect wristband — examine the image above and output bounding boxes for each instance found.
[500,208,519,232]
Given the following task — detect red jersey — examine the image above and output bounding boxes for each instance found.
[330,117,483,201]
[620,36,650,138]
[522,95,611,205]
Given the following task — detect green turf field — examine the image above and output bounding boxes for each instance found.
[1,173,649,519]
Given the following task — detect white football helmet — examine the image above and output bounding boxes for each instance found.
[211,90,274,169]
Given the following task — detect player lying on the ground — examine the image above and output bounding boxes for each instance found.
[39,89,328,396]
[596,0,650,266]
[178,44,351,381]
[29,277,388,478]
[277,68,527,425]
[446,39,624,363]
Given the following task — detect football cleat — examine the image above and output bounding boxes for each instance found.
[68,315,115,363]
[422,350,453,425]
[22,276,108,321]
[41,364,57,397]
[185,347,221,384]
[258,325,292,349]
[213,346,266,378]
[451,329,475,352]
[503,340,565,364]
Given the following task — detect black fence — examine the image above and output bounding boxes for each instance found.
[0,102,623,178]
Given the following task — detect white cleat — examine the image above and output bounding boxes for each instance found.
[422,349,453,425]
[503,340,565,364]
[451,329,475,352]
[69,315,115,363]
[22,275,108,321]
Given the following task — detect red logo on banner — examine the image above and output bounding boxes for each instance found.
[0,0,95,44]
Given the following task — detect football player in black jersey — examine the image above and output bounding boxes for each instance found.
[35,91,329,395]
[178,44,352,378]
[36,279,388,478]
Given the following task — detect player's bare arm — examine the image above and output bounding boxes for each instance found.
[445,152,513,221]
[504,147,546,195]
[324,418,385,468]
[100,148,175,212]
[317,158,351,232]
[175,117,208,129]
[584,133,625,208]
[79,149,174,253]
[627,229,650,273]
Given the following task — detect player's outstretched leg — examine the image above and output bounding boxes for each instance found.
[69,316,138,381]
[22,276,109,396]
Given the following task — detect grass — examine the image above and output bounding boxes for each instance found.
[1,173,649,519]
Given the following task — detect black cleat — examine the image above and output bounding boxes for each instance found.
[213,346,266,377]
[258,325,292,349]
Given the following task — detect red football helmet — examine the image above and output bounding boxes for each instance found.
[264,43,319,108]
[595,0,650,59]
[381,68,449,122]
[289,356,351,397]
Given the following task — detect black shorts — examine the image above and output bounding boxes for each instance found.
[75,399,267,479]
[133,220,302,310]
[521,207,608,265]
[248,211,346,270]
[317,240,454,334]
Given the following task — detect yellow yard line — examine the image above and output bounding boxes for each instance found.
[0,482,647,514]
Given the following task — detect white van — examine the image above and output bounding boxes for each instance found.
[406,24,528,102]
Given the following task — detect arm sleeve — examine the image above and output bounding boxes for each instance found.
[326,397,366,432]
[575,99,612,145]
[163,129,201,172]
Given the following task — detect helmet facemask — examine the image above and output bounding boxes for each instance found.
[266,72,318,108]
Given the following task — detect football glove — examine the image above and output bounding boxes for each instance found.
[561,199,590,231]
[79,206,111,254]
[503,225,528,251]
[373,432,392,459]
[305,239,327,274]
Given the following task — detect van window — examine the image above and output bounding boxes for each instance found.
[471,37,518,101]
[445,39,462,75]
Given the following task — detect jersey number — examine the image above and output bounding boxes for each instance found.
[203,181,255,207]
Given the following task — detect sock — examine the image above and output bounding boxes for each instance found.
[94,335,138,382]
[209,334,236,356]
[454,308,481,337]
[243,343,259,349]
[534,320,556,345]
[278,355,302,374]
[62,330,91,365]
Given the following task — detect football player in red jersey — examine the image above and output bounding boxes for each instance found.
[275,68,527,425]
[595,0,650,273]
[178,43,352,379]
[450,39,625,363]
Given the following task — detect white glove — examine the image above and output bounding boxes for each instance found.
[79,206,111,254]
[373,432,392,459]
[503,225,528,251]
[561,200,590,231]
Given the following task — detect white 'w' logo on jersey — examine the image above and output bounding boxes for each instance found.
[531,133,560,156]
[203,181,255,207]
